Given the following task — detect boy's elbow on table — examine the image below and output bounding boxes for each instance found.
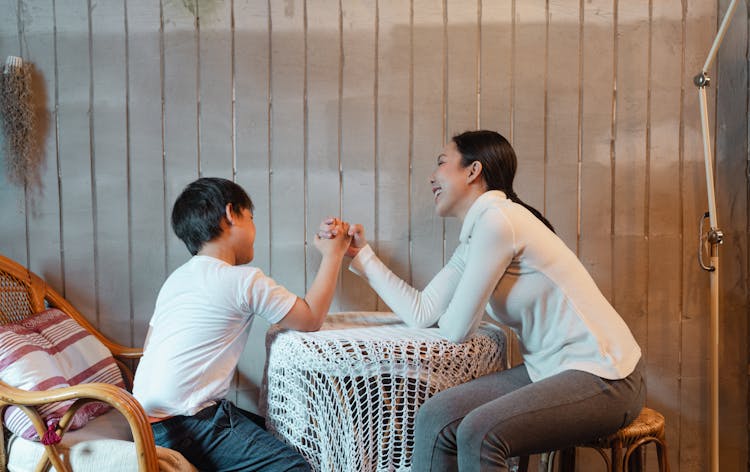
[278,298,326,332]
[299,315,325,332]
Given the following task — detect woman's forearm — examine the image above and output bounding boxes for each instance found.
[349,245,461,328]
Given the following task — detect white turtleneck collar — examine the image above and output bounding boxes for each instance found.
[458,190,508,244]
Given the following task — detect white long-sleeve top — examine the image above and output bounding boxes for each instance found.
[349,190,641,381]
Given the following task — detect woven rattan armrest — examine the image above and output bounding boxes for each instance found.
[0,254,143,361]
[0,380,159,472]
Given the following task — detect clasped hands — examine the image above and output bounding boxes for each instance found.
[317,217,367,258]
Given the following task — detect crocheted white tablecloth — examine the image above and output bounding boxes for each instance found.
[261,312,507,472]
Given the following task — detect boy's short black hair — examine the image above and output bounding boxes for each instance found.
[171,177,254,255]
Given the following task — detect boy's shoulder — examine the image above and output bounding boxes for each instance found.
[158,257,271,302]
[165,256,265,287]
[178,255,258,270]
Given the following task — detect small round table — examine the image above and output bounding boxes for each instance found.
[261,312,507,472]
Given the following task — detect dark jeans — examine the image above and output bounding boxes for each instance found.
[412,359,646,472]
[151,399,310,472]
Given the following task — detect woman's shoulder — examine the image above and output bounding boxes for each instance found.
[473,199,564,252]
[460,192,512,242]
[464,204,517,249]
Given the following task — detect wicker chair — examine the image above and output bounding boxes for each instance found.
[540,406,670,472]
[0,253,159,471]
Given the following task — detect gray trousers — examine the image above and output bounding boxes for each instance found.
[411,359,645,471]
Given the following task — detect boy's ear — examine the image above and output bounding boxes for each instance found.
[225,203,235,225]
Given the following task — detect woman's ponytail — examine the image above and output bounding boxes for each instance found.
[505,191,555,233]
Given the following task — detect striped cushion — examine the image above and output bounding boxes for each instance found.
[0,308,125,440]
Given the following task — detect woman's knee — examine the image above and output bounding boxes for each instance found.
[415,389,464,437]
[455,409,510,463]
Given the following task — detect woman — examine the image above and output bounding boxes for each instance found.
[320,130,644,471]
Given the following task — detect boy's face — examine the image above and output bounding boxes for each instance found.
[230,206,256,264]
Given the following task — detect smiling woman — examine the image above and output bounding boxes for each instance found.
[320,129,643,472]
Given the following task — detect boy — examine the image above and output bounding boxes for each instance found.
[132,177,350,471]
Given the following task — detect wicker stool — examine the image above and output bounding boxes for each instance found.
[544,407,670,472]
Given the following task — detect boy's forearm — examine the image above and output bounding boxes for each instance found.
[304,253,344,321]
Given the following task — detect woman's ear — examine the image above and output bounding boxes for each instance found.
[467,161,483,184]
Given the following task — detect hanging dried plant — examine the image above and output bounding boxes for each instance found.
[0,56,41,188]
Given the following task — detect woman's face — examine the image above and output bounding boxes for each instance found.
[429,141,475,218]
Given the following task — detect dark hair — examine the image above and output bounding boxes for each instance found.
[452,130,555,232]
[171,177,254,255]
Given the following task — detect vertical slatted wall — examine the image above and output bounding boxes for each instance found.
[0,1,747,469]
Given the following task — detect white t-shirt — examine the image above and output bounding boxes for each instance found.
[350,190,641,382]
[133,255,297,417]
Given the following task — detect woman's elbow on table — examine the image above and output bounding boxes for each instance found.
[437,319,472,344]
[402,317,436,330]
[441,330,468,344]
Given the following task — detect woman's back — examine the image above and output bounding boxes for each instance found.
[470,193,641,382]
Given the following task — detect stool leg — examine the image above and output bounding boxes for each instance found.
[642,437,669,472]
[516,455,530,472]
[626,446,643,472]
[590,447,613,471]
[656,439,670,472]
[610,441,623,472]
[623,437,671,472]
[558,448,575,472]
[539,451,557,472]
